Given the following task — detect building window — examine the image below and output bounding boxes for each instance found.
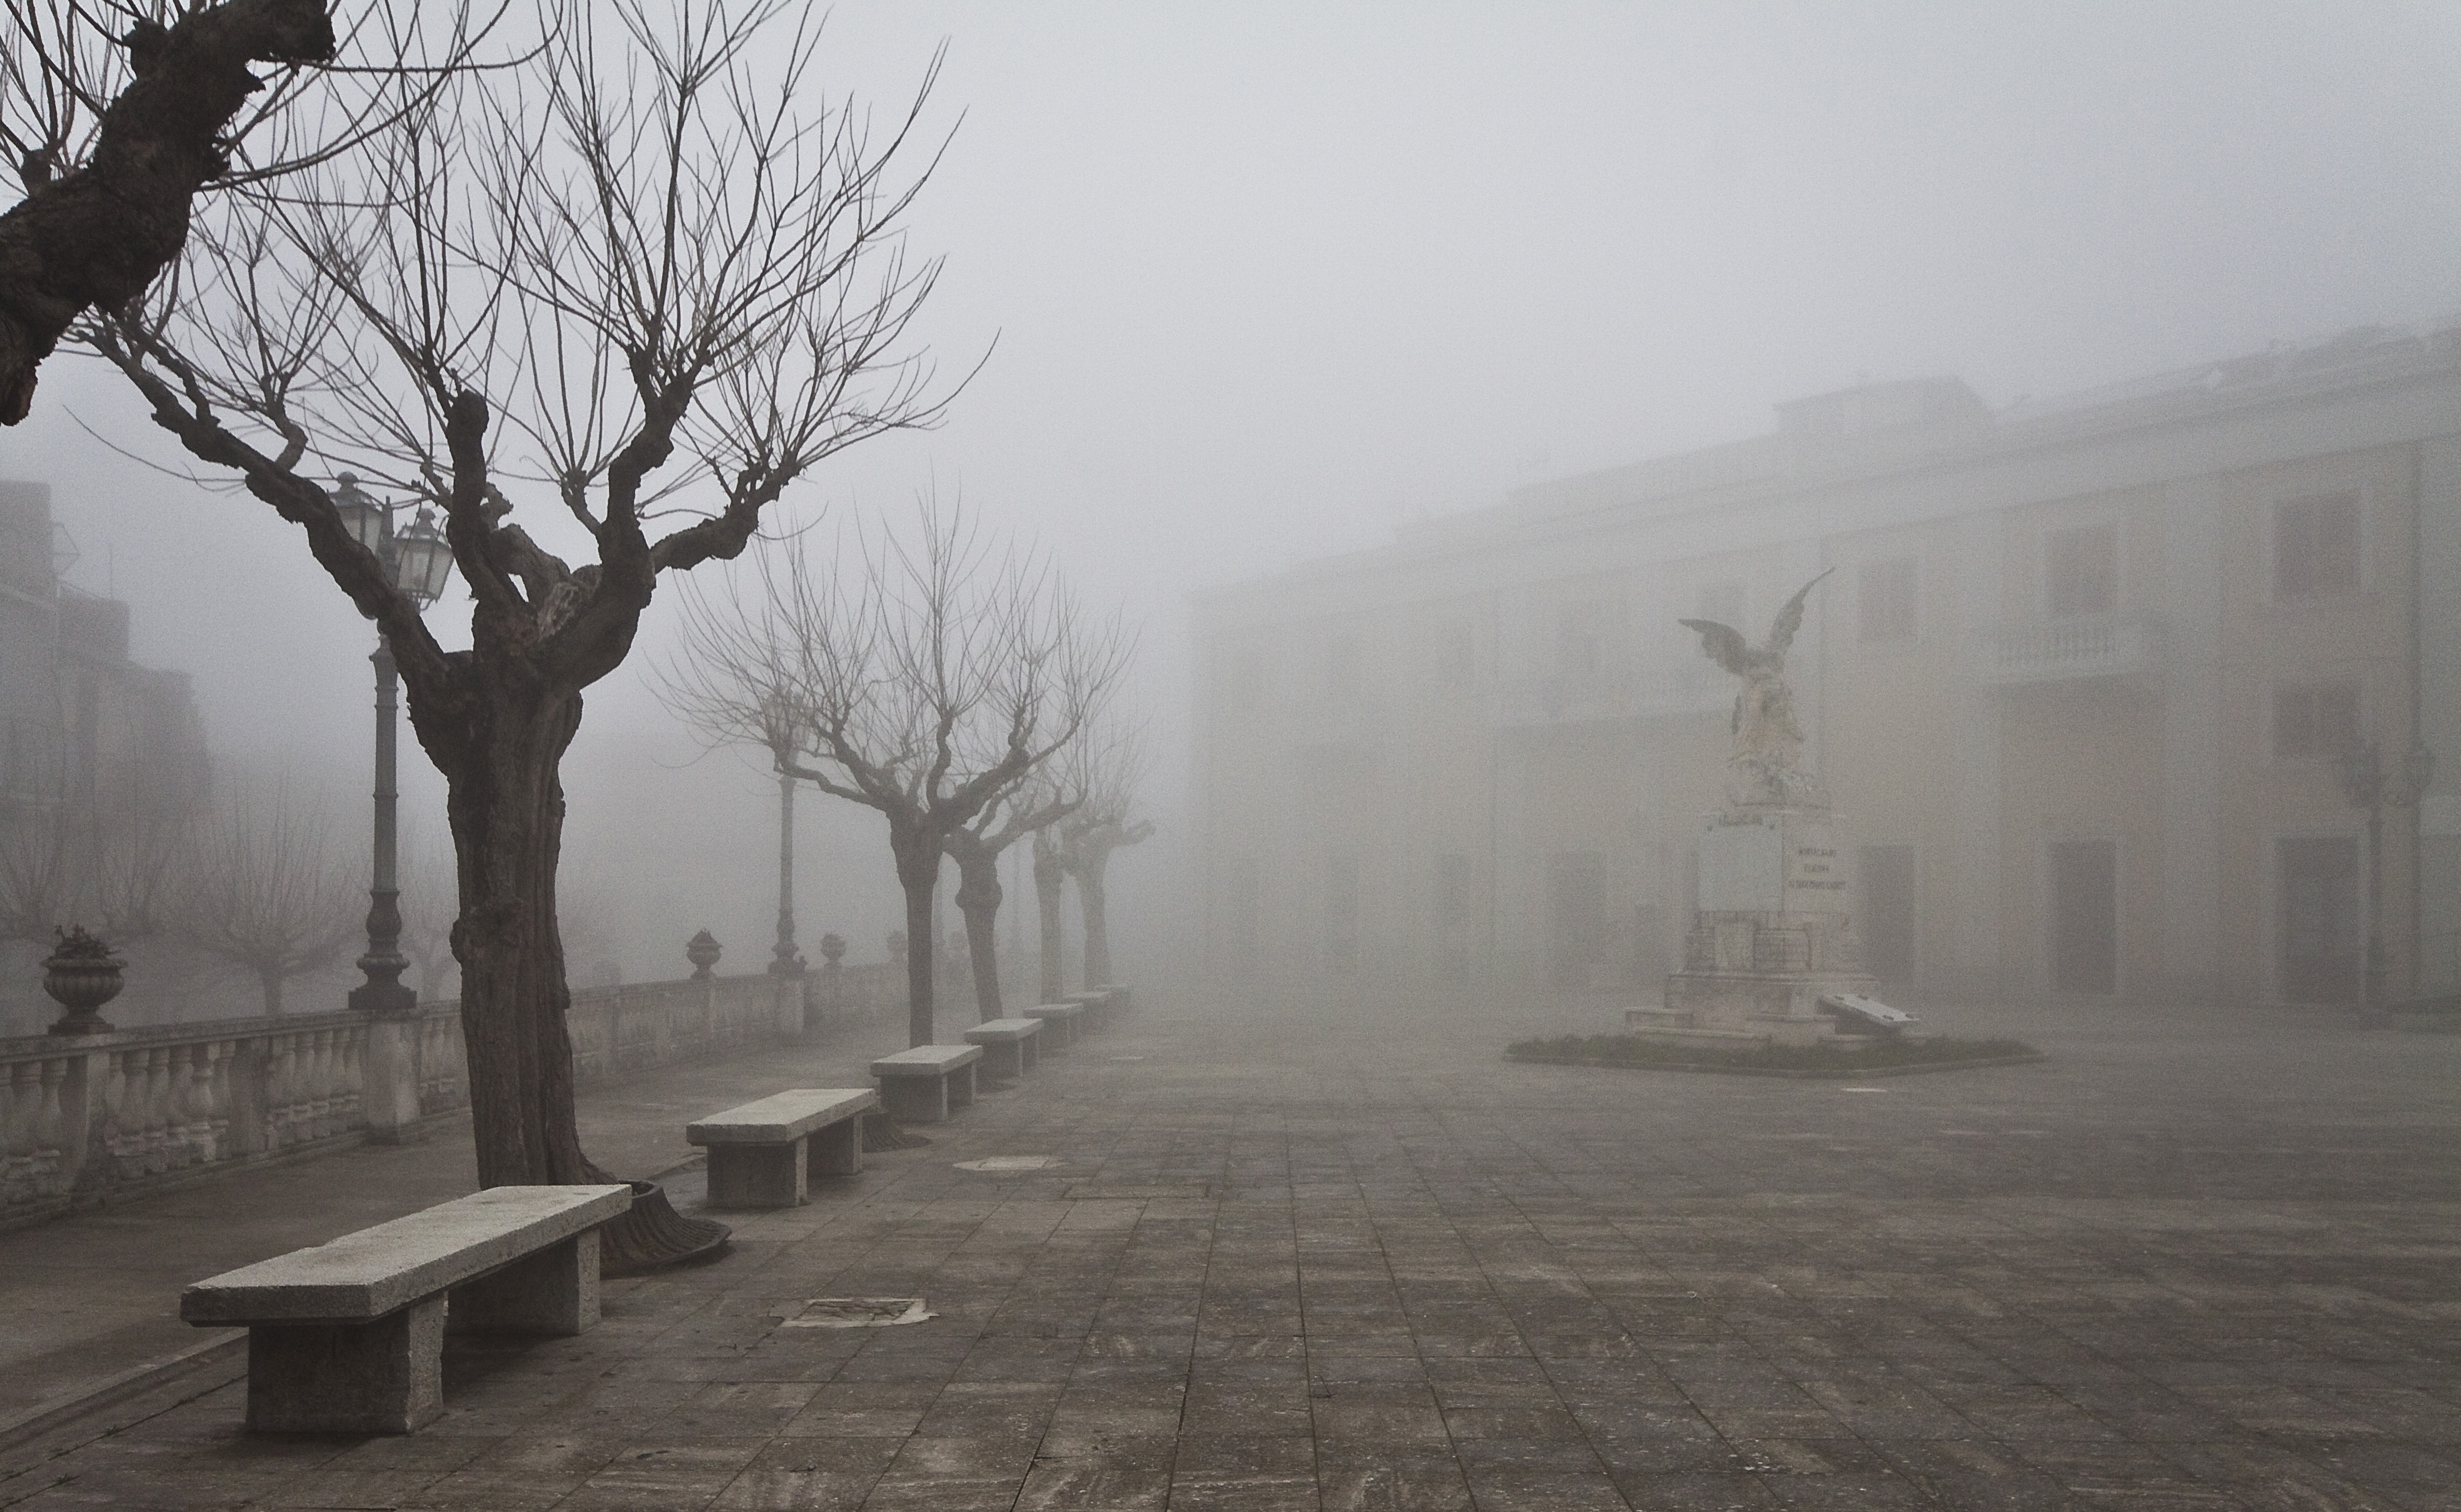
[1859,844,1917,980]
[2273,680,2361,761]
[1432,618,1474,690]
[1326,855,1359,974]
[2049,839,2118,996]
[1858,557,1918,645]
[2275,491,2361,602]
[2044,523,2118,617]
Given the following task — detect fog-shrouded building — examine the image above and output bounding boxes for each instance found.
[0,481,212,853]
[1193,321,2461,1009]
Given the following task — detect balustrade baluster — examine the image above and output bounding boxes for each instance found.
[33,1058,66,1196]
[2,1061,36,1206]
[267,1036,297,1147]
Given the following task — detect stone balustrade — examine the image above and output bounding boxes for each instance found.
[0,959,908,1227]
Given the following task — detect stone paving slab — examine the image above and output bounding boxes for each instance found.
[0,996,2456,1509]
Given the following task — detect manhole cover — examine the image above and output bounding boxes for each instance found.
[953,1155,1062,1172]
[780,1298,934,1329]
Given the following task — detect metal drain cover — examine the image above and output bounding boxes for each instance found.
[953,1155,1062,1172]
[781,1298,934,1328]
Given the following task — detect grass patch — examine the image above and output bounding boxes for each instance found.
[1505,1032,2042,1078]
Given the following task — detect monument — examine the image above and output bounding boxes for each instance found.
[1629,570,1902,1046]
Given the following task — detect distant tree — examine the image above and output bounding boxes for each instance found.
[70,1,958,1272]
[1031,822,1069,1004]
[943,777,1079,1022]
[669,501,1124,1046]
[1058,725,1152,991]
[0,816,77,947]
[395,826,458,1001]
[169,780,359,1015]
[0,807,194,946]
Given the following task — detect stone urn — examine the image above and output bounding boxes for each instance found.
[886,929,907,967]
[818,933,847,969]
[686,929,722,979]
[44,925,124,1036]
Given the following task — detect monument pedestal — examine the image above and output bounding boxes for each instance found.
[1632,805,1878,1046]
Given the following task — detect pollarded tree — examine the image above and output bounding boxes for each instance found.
[0,1,499,423]
[943,777,1078,1023]
[76,2,956,1267]
[670,501,1124,1047]
[1058,724,1152,991]
[1031,821,1068,1004]
[169,778,360,1015]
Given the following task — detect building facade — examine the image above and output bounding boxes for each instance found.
[0,481,212,860]
[1193,322,2461,1009]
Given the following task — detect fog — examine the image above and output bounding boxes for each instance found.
[6,1,2459,999]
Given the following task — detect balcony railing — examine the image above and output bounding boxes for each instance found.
[1980,615,2164,685]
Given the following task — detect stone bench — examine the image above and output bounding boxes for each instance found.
[687,1088,879,1210]
[962,1017,1044,1081]
[1021,1001,1083,1049]
[1065,988,1114,1031]
[868,1044,982,1123]
[180,1184,632,1434]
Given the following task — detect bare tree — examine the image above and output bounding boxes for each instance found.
[1058,724,1153,991]
[943,777,1078,1022]
[169,779,359,1015]
[395,824,457,1001]
[670,501,1124,1047]
[71,2,957,1267]
[0,1,504,424]
[0,805,194,944]
[1031,821,1068,1004]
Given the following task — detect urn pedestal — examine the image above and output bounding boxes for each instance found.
[44,938,126,1037]
[1636,805,1878,1047]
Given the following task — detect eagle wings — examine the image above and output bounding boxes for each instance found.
[1678,568,1833,673]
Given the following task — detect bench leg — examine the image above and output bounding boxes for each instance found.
[451,1231,602,1335]
[246,1294,445,1434]
[706,1141,807,1209]
[981,1041,1018,1083]
[880,1076,946,1123]
[1022,1037,1039,1073]
[949,1063,976,1111]
[809,1115,862,1177]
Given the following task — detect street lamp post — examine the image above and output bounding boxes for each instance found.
[333,474,455,1019]
[764,696,806,979]
[2335,737,2437,1009]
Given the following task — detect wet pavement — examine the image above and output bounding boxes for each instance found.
[0,994,2454,1510]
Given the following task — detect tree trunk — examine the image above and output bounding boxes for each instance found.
[1034,839,1066,1004]
[445,691,594,1188]
[953,849,1003,1023]
[259,967,283,1017]
[891,826,939,1047]
[1079,855,1112,990]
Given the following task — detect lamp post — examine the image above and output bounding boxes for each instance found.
[2335,737,2436,1009]
[334,474,455,1016]
[764,696,806,978]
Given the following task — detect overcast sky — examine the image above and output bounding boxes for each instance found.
[7,1,2460,979]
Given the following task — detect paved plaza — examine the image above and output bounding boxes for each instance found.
[0,995,2455,1510]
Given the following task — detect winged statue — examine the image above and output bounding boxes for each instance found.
[1678,569,1833,810]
